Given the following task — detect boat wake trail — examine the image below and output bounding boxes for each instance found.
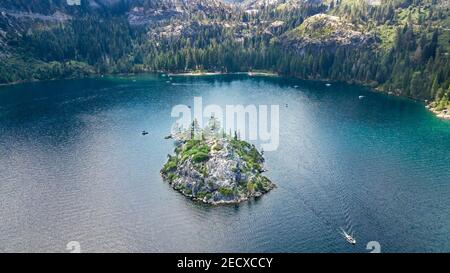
[285,173,356,241]
[338,187,354,234]
[296,191,334,229]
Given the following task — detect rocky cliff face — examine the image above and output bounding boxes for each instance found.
[127,0,232,25]
[161,137,275,205]
[282,13,377,53]
[0,1,235,30]
[244,0,324,8]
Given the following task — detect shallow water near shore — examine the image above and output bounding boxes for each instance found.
[0,74,449,252]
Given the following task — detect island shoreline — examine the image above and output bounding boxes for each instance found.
[160,127,276,205]
[165,181,277,206]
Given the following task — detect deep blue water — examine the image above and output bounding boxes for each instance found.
[0,74,449,253]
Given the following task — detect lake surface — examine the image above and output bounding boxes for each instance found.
[0,74,449,253]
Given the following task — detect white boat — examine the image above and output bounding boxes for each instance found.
[340,228,356,245]
[359,95,365,99]
[325,83,331,87]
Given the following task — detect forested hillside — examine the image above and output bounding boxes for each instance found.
[0,0,449,108]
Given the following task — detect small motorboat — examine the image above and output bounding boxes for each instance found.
[359,95,365,100]
[340,228,356,245]
[325,83,332,87]
[142,131,149,136]
[164,134,172,139]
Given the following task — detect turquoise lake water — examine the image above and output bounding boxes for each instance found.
[0,74,449,252]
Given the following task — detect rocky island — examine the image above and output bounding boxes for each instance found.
[161,118,275,205]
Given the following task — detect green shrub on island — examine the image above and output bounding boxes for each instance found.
[247,182,255,192]
[218,187,234,197]
[162,159,177,173]
[192,152,210,163]
[196,191,208,199]
[180,140,211,162]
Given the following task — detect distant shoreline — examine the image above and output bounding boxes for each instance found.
[0,71,279,87]
[167,71,279,77]
[1,71,448,122]
[168,71,224,77]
